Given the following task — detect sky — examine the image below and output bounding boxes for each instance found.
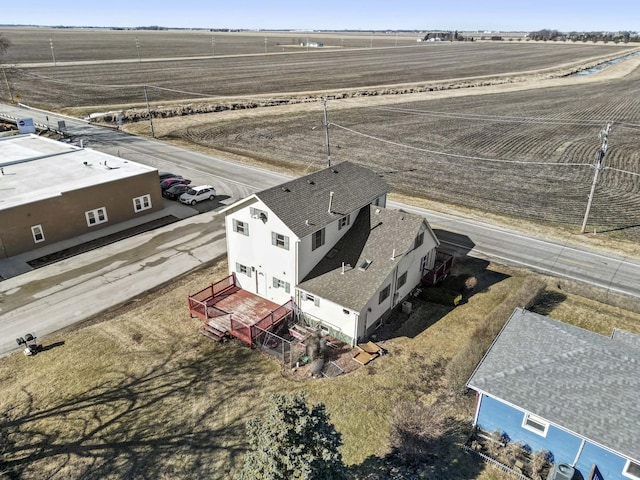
[1,0,638,32]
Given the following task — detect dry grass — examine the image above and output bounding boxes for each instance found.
[1,256,638,479]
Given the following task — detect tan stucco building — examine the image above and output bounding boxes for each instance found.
[0,134,162,258]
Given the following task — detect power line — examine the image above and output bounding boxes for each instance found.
[329,121,592,167]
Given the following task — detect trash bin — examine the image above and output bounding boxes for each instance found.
[402,301,412,314]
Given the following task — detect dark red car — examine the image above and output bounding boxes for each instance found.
[160,178,191,191]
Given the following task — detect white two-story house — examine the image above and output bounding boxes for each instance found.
[221,161,439,345]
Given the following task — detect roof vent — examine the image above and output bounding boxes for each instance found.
[331,168,337,173]
[307,179,315,185]
[358,259,372,271]
[281,186,290,192]
[375,208,381,214]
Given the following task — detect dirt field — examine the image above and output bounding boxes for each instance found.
[0,26,633,109]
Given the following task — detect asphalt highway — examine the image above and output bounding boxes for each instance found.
[1,103,638,356]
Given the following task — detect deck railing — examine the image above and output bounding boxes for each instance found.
[188,273,238,320]
[422,251,454,286]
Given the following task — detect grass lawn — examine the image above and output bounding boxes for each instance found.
[1,258,639,479]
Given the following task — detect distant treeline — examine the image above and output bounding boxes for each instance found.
[528,29,640,43]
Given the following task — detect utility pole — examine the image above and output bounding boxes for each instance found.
[135,37,141,62]
[1,66,13,103]
[323,98,331,167]
[580,123,611,233]
[49,38,56,65]
[143,85,155,138]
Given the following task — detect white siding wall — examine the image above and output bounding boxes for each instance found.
[225,200,298,305]
[297,289,359,344]
[297,209,359,280]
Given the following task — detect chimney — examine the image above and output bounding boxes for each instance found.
[341,262,345,274]
[391,249,396,260]
[328,191,334,214]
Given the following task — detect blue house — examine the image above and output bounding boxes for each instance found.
[467,308,640,480]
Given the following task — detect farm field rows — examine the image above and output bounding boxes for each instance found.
[165,62,640,240]
[0,27,634,109]
[1,28,638,241]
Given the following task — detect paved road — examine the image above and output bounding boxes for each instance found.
[1,103,639,356]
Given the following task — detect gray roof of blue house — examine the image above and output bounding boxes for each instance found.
[467,308,640,463]
[256,161,390,239]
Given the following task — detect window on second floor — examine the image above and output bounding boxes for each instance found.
[338,215,350,230]
[414,231,425,249]
[379,284,390,304]
[233,219,249,236]
[86,207,108,227]
[397,271,407,288]
[312,228,325,251]
[133,194,152,213]
[272,232,289,250]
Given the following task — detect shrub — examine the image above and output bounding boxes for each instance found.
[445,276,545,394]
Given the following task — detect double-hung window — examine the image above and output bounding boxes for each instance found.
[312,228,325,251]
[133,194,152,213]
[272,232,289,250]
[86,207,108,226]
[31,225,45,243]
[272,277,290,293]
[338,215,350,230]
[236,262,251,277]
[233,219,249,236]
[379,285,391,304]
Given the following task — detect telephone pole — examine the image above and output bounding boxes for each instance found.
[322,98,331,167]
[580,123,611,233]
[143,85,155,138]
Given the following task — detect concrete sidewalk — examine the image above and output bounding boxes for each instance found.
[0,204,226,358]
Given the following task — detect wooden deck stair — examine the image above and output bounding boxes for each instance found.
[199,322,229,342]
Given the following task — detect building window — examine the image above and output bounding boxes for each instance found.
[414,231,425,249]
[338,215,350,230]
[397,271,407,288]
[624,460,640,480]
[522,413,549,437]
[305,293,320,307]
[273,277,290,293]
[31,225,45,243]
[85,207,108,226]
[272,232,289,250]
[133,194,152,213]
[312,228,325,251]
[233,219,249,236]
[420,255,428,273]
[379,284,390,304]
[236,262,251,277]
[250,207,268,223]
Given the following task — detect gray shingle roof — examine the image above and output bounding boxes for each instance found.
[297,205,432,312]
[256,161,390,239]
[467,308,640,462]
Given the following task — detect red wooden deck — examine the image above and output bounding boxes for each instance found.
[188,274,294,347]
[422,251,454,286]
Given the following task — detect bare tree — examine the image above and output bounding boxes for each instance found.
[0,33,11,61]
